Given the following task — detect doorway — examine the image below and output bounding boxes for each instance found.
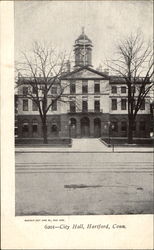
[81,117,90,137]
[70,118,77,138]
[94,118,101,137]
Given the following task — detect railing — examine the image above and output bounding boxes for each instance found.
[67,109,103,113]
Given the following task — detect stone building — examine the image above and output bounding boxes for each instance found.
[16,29,151,139]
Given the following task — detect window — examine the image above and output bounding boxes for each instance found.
[131,86,136,93]
[82,100,88,112]
[32,86,37,94]
[51,86,57,94]
[139,121,146,131]
[112,121,118,132]
[121,86,126,93]
[32,100,38,111]
[52,99,57,111]
[140,85,145,93]
[23,87,28,95]
[121,99,127,110]
[111,86,117,94]
[51,124,58,132]
[132,122,136,131]
[140,99,145,110]
[15,127,18,136]
[32,119,38,133]
[22,122,29,133]
[111,99,117,110]
[70,81,76,94]
[121,121,127,131]
[94,81,100,93]
[41,85,45,94]
[23,99,28,111]
[94,100,100,112]
[70,101,76,113]
[82,80,88,94]
[133,99,136,109]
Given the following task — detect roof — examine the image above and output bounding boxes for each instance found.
[75,33,92,43]
[61,66,109,80]
[109,76,151,84]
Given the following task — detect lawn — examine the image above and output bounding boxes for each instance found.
[101,137,154,147]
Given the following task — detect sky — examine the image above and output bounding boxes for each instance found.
[15,0,153,69]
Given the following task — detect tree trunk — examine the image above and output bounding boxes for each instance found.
[42,122,48,144]
[128,115,134,144]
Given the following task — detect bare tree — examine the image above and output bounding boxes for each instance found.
[107,32,154,143]
[16,41,70,143]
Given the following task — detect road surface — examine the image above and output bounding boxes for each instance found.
[15,152,153,215]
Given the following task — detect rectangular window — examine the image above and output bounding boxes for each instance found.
[111,99,117,110]
[70,81,76,94]
[121,86,126,93]
[82,100,88,112]
[70,101,76,113]
[121,121,127,131]
[111,86,117,94]
[82,80,88,94]
[23,99,28,111]
[140,85,145,93]
[94,100,100,112]
[32,86,37,94]
[94,81,100,93]
[32,100,38,111]
[140,121,146,131]
[121,99,127,110]
[131,86,136,93]
[51,86,57,94]
[140,99,145,110]
[15,127,18,136]
[52,99,57,111]
[23,87,28,95]
[133,99,136,110]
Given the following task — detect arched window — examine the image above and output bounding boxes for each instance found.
[121,120,127,131]
[70,118,76,126]
[22,120,29,132]
[51,124,58,132]
[32,119,38,133]
[111,119,118,132]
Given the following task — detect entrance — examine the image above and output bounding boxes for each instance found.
[70,118,77,138]
[81,117,90,137]
[94,118,101,137]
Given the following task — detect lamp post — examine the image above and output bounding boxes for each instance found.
[107,121,111,145]
[68,120,71,139]
[107,121,115,152]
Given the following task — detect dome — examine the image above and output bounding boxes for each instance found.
[75,28,92,44]
[75,34,92,43]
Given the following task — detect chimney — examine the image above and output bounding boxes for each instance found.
[103,68,109,76]
[66,60,71,72]
[96,64,102,72]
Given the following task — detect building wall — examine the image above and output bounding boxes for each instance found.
[16,75,151,139]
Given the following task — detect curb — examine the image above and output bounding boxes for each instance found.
[15,150,153,153]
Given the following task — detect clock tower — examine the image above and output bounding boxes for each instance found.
[74,27,93,68]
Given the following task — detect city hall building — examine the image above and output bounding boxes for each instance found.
[16,30,151,139]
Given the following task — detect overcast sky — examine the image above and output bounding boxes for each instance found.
[15,0,153,69]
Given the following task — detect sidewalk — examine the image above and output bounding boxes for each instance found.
[15,138,153,153]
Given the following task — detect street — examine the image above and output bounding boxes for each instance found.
[15,151,153,215]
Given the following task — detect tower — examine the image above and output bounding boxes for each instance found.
[74,27,93,68]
